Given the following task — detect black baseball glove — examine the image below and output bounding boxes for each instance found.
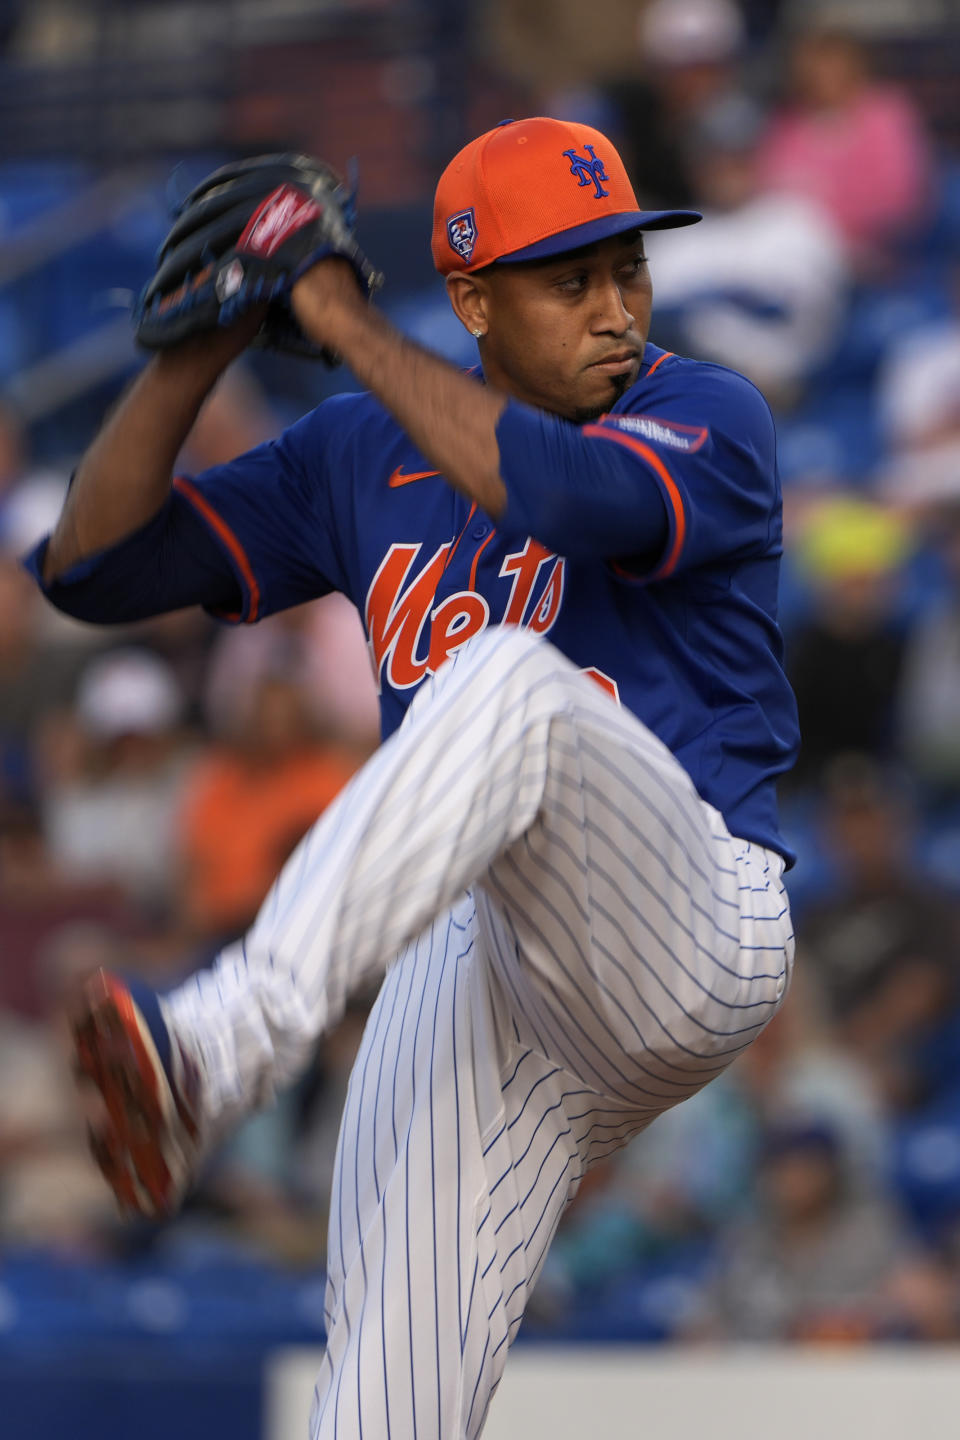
[133,153,383,361]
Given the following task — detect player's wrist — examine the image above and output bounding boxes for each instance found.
[149,305,265,382]
[291,260,366,345]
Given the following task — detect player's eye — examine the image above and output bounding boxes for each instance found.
[554,271,588,293]
[618,255,647,280]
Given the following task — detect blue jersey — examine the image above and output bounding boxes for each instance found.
[165,343,799,862]
[28,342,799,861]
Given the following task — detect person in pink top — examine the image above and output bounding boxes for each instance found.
[755,27,934,272]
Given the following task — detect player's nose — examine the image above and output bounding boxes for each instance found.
[590,276,632,335]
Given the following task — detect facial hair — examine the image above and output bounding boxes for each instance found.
[571,370,632,424]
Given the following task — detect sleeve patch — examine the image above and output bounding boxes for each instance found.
[603,413,708,454]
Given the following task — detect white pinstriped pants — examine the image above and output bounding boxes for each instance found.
[167,626,793,1439]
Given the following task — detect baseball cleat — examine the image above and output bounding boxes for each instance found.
[70,969,203,1219]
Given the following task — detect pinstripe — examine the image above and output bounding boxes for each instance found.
[497,1240,524,1276]
[507,1069,563,1131]
[490,872,733,1082]
[348,965,391,1440]
[465,1332,491,1437]
[518,1126,574,1211]
[479,907,554,1060]
[523,1153,577,1253]
[500,1050,534,1092]
[378,1196,392,1440]
[489,854,730,1089]
[166,627,793,1440]
[488,903,713,1103]
[462,1253,479,1354]
[546,731,740,912]
[589,879,785,1017]
[452,933,465,1355]
[330,1050,351,1439]
[402,931,433,1440]
[371,958,404,1202]
[428,927,443,1440]
[339,650,558,837]
[575,738,744,922]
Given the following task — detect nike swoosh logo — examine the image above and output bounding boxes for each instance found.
[389,466,442,487]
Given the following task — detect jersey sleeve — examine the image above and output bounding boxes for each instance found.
[170,401,351,620]
[23,398,354,628]
[22,487,246,624]
[496,363,778,579]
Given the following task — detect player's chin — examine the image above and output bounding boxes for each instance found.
[571,367,635,422]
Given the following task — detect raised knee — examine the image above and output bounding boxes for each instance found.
[456,623,546,669]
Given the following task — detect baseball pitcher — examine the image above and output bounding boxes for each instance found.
[26,118,799,1438]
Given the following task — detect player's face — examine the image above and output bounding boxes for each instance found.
[462,231,653,423]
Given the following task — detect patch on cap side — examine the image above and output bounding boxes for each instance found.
[447,207,478,262]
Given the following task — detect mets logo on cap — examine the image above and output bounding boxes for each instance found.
[447,207,477,262]
[563,145,609,199]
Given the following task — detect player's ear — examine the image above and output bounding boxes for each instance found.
[446,272,489,338]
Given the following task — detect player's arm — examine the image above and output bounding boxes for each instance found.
[293,262,509,518]
[294,264,675,562]
[42,313,263,583]
[294,264,666,560]
[296,262,773,573]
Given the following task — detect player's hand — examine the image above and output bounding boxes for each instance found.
[153,301,269,366]
[134,154,383,363]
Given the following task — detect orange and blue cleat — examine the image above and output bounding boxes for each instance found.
[71,969,202,1219]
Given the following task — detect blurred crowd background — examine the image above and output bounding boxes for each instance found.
[4,0,960,1387]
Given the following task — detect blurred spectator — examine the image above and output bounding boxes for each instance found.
[755,26,934,272]
[538,1075,757,1315]
[799,756,960,1111]
[645,98,847,403]
[42,647,192,911]
[778,0,945,40]
[786,495,912,788]
[896,503,960,796]
[0,397,40,517]
[0,920,123,1251]
[876,266,960,513]
[701,1115,956,1340]
[290,996,373,1214]
[735,970,891,1183]
[490,0,638,109]
[603,0,761,208]
[177,669,358,943]
[203,598,381,760]
[160,998,373,1269]
[180,364,277,473]
[0,801,139,1019]
[538,986,889,1320]
[0,555,87,802]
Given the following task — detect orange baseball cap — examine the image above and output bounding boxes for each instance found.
[432,116,700,276]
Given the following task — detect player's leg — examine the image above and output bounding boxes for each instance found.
[164,624,790,1133]
[74,625,789,1222]
[475,666,793,1116]
[308,897,539,1440]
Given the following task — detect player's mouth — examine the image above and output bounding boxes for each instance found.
[589,350,641,376]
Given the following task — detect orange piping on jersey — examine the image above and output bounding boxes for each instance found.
[173,475,261,622]
[582,425,686,579]
[443,502,477,575]
[644,349,674,380]
[469,527,497,590]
